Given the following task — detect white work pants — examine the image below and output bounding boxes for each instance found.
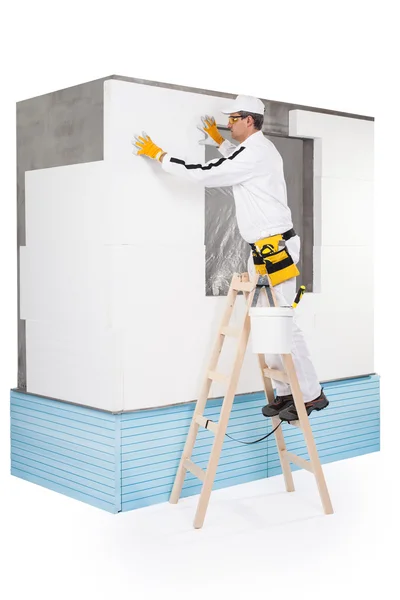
[247,236,321,403]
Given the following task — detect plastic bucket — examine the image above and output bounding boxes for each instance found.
[249,306,294,354]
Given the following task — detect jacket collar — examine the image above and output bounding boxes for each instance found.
[240,130,263,147]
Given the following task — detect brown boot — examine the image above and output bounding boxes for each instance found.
[262,394,294,417]
[278,390,329,422]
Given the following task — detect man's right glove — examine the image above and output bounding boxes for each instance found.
[132,132,165,161]
[197,115,224,147]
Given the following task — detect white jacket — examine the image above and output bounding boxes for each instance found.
[161,130,294,243]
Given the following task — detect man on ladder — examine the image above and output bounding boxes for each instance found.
[132,94,328,422]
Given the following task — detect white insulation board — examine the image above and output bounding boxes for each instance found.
[21,81,374,411]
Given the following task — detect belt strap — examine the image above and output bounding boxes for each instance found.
[249,229,296,253]
[282,228,296,241]
[264,255,294,273]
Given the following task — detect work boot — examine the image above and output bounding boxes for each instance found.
[278,389,329,422]
[262,393,294,417]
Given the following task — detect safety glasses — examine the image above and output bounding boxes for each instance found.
[228,115,245,124]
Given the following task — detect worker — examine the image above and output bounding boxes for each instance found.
[132,94,328,422]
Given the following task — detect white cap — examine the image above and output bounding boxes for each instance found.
[221,94,265,116]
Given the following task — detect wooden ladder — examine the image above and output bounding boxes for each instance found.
[169,271,333,529]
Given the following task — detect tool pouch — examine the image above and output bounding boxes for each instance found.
[250,233,300,286]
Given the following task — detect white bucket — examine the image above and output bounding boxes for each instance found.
[249,306,294,354]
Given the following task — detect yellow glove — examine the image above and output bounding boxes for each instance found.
[198,115,224,146]
[133,132,165,161]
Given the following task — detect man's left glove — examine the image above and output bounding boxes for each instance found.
[198,116,224,147]
[132,132,165,161]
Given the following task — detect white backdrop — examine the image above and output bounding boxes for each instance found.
[1,4,395,597]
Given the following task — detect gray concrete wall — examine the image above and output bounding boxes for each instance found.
[302,139,314,292]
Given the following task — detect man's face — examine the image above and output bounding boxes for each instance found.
[227,113,251,142]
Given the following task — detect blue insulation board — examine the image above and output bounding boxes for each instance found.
[10,391,120,513]
[10,374,380,513]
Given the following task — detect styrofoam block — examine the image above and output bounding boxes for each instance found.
[107,243,235,409]
[288,245,374,381]
[20,245,111,326]
[104,167,205,246]
[313,246,323,293]
[104,79,236,166]
[121,327,206,409]
[105,242,205,407]
[313,138,323,178]
[312,310,374,381]
[113,241,374,408]
[317,177,374,246]
[289,109,374,180]
[120,298,228,409]
[25,161,108,247]
[107,244,206,329]
[289,109,374,141]
[102,79,242,245]
[106,243,274,408]
[118,284,273,410]
[317,245,374,307]
[118,283,319,410]
[120,318,265,410]
[320,134,373,180]
[26,320,123,412]
[313,176,322,247]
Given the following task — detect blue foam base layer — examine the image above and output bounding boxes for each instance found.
[10,374,380,513]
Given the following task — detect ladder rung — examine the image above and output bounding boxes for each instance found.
[233,282,254,292]
[208,370,228,384]
[184,459,206,482]
[285,451,313,472]
[195,414,218,434]
[220,326,241,338]
[263,368,290,383]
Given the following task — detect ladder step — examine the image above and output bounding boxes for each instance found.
[232,282,254,292]
[220,326,241,338]
[284,451,313,472]
[263,368,290,383]
[195,414,218,434]
[208,370,229,384]
[184,459,206,482]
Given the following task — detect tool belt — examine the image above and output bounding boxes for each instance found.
[250,228,300,286]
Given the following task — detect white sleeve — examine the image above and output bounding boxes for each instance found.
[218,139,238,157]
[161,146,255,188]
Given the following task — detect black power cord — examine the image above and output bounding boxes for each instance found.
[205,419,282,445]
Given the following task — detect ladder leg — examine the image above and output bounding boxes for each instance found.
[169,420,200,504]
[258,354,295,492]
[193,428,228,529]
[194,280,255,528]
[169,275,241,505]
[282,354,334,514]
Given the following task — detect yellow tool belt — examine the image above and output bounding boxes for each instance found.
[250,229,300,286]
